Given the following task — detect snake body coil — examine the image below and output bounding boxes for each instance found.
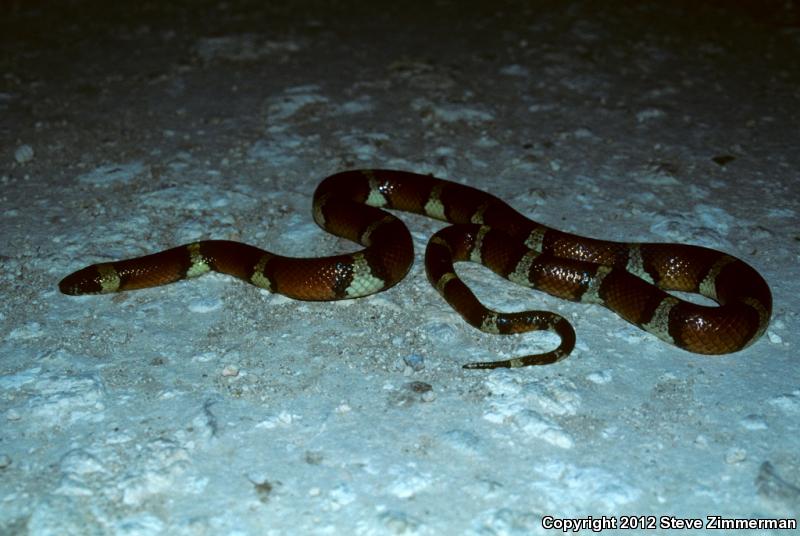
[60,169,772,368]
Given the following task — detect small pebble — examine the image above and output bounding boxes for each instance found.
[725,448,747,464]
[0,454,11,469]
[712,154,735,166]
[405,382,436,402]
[221,365,239,377]
[403,353,425,371]
[740,414,768,430]
[767,331,782,345]
[14,144,34,164]
[407,381,432,393]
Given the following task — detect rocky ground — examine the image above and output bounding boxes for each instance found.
[1,1,798,534]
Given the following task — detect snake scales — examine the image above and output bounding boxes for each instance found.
[60,169,772,368]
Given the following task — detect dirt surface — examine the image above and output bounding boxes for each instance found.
[1,1,798,534]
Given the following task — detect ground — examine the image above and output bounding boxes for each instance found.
[1,1,798,534]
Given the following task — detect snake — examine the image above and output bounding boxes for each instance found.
[59,169,772,368]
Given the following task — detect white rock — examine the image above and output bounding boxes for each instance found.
[14,144,34,164]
